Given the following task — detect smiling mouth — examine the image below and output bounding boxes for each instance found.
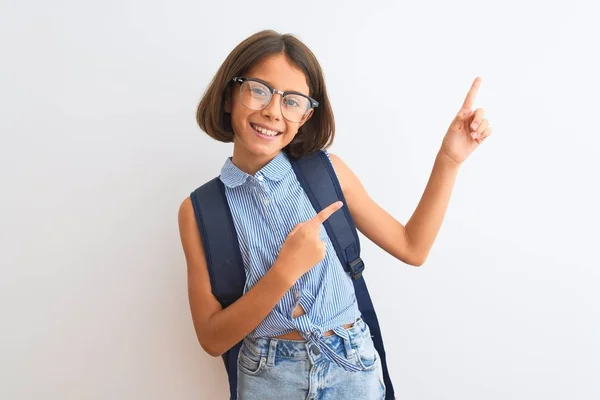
[250,123,283,137]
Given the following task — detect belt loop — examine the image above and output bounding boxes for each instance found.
[342,332,354,359]
[267,338,278,367]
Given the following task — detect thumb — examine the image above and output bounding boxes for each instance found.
[288,222,304,236]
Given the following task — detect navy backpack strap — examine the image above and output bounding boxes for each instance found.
[289,150,396,400]
[190,177,245,400]
[289,151,364,279]
[190,177,246,306]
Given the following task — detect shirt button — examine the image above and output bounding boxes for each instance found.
[264,198,270,205]
[311,345,321,355]
[256,175,264,181]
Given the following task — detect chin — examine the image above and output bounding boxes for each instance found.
[246,143,285,159]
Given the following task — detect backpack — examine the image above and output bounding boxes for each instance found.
[190,150,396,400]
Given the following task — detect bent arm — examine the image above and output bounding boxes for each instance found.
[329,151,459,266]
[178,197,294,357]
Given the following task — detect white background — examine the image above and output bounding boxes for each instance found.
[1,0,599,399]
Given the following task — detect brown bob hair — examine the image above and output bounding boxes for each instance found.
[196,30,335,158]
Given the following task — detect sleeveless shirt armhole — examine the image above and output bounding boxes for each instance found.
[321,149,339,178]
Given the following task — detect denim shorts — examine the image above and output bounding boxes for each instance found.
[236,318,386,400]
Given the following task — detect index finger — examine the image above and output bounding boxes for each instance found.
[460,77,482,111]
[311,201,343,225]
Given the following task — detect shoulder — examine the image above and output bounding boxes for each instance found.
[178,196,195,226]
[178,196,209,278]
[325,151,357,195]
[178,196,201,250]
[325,151,343,170]
[180,177,223,221]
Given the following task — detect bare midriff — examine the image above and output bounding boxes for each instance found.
[275,303,354,340]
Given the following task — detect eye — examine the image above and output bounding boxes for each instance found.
[251,87,268,97]
[284,97,300,108]
[245,81,270,98]
[283,95,310,112]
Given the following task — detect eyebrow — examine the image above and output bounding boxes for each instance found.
[249,76,310,97]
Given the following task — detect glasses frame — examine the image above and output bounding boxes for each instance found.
[231,77,319,122]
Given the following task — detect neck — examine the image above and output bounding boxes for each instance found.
[231,145,280,176]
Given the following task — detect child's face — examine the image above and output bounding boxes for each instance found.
[226,53,312,161]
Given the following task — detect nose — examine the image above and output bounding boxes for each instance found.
[261,92,283,121]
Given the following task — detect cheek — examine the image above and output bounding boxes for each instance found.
[284,123,299,136]
[230,107,251,131]
[281,128,298,143]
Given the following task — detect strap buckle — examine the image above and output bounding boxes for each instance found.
[348,257,365,280]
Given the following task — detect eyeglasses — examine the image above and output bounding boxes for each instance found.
[231,77,319,123]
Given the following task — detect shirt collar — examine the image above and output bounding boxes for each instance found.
[219,151,292,188]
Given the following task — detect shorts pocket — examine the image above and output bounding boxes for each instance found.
[353,336,379,371]
[237,343,266,376]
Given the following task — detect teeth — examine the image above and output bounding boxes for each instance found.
[252,124,280,136]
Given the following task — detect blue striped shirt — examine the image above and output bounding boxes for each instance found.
[219,150,362,371]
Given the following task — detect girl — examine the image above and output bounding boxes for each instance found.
[178,30,492,400]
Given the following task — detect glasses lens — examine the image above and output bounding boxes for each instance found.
[282,94,311,122]
[239,79,312,123]
[240,81,271,110]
